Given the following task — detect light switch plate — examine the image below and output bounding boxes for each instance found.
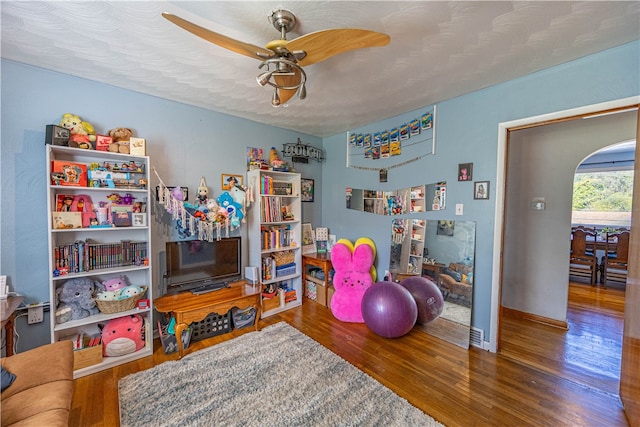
[455,204,463,215]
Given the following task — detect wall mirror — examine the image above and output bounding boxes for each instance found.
[346,182,447,215]
[389,219,476,348]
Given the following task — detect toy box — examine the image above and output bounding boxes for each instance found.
[95,134,113,152]
[51,160,87,187]
[111,205,132,227]
[51,212,82,229]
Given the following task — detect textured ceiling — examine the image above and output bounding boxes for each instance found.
[2,1,639,137]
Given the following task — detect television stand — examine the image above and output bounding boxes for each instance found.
[154,280,261,358]
[190,282,229,295]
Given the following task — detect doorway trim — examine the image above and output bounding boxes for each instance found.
[489,95,640,352]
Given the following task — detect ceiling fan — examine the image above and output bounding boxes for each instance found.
[162,9,390,107]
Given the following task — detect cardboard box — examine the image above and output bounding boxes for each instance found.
[129,137,146,156]
[316,283,327,307]
[51,160,87,187]
[52,212,82,229]
[73,345,102,370]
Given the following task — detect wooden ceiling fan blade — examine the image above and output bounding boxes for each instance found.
[272,68,303,105]
[286,29,390,67]
[162,13,274,60]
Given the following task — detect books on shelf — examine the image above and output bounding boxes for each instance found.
[260,197,295,223]
[261,225,293,250]
[53,239,147,275]
[259,176,294,196]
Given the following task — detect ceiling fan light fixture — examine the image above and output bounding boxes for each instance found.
[298,83,307,100]
[271,91,281,107]
[257,71,274,86]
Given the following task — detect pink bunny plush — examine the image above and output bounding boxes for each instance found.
[330,238,376,323]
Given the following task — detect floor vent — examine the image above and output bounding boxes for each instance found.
[469,326,484,348]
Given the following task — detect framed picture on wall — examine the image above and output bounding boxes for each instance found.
[458,163,473,181]
[301,178,314,202]
[221,174,243,190]
[474,181,490,200]
[302,223,316,254]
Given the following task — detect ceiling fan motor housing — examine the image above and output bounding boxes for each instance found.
[269,9,297,36]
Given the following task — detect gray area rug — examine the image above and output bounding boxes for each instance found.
[119,322,443,427]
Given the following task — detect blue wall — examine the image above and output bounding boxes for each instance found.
[321,40,639,339]
[1,40,639,350]
[0,60,322,351]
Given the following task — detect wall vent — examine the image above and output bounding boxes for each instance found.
[469,326,484,348]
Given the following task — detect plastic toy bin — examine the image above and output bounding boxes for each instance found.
[190,311,232,342]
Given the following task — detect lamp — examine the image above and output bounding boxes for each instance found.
[256,57,307,107]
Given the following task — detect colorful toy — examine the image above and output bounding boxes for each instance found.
[195,176,208,206]
[101,314,145,357]
[103,276,129,292]
[59,113,96,149]
[329,237,377,323]
[362,281,418,338]
[55,277,103,323]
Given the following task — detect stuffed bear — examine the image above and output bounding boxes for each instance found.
[330,238,377,323]
[107,127,133,154]
[102,314,145,357]
[59,113,96,149]
[55,277,104,323]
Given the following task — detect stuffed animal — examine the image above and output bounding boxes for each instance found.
[118,285,144,300]
[59,113,96,149]
[107,127,133,154]
[330,238,377,323]
[96,290,122,301]
[101,314,145,357]
[103,276,129,292]
[55,277,103,322]
[217,192,243,223]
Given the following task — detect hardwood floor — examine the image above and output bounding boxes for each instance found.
[500,281,625,396]
[71,286,628,426]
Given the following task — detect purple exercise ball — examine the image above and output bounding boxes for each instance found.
[399,276,444,325]
[361,281,418,338]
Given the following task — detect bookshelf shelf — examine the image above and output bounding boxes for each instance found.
[248,169,302,318]
[46,144,153,378]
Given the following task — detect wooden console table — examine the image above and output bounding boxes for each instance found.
[154,280,261,358]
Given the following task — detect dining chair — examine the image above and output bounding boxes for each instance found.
[601,230,630,287]
[569,228,598,285]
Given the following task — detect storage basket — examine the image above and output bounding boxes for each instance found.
[96,286,147,314]
[190,311,232,342]
[272,250,294,266]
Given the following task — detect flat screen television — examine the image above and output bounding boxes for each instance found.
[164,237,241,294]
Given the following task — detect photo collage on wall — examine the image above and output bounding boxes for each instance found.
[349,111,432,161]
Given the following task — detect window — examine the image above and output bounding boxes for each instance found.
[572,170,633,228]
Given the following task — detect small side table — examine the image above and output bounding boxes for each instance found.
[1,296,24,356]
[302,253,333,307]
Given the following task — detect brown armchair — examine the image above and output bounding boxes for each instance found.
[437,263,473,307]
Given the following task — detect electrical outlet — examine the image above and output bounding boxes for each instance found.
[28,305,44,324]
